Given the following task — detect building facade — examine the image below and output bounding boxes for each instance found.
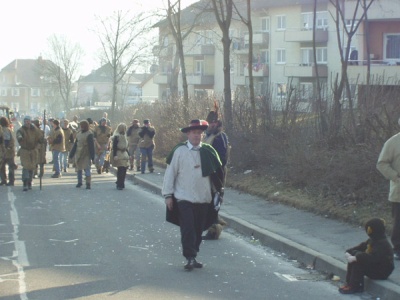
[153,0,400,110]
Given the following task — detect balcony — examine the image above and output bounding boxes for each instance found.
[153,73,170,85]
[244,64,269,77]
[244,32,269,47]
[186,74,214,85]
[185,44,215,56]
[285,63,328,77]
[285,28,328,43]
[347,60,400,83]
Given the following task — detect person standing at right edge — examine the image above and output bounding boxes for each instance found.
[162,119,224,271]
[16,116,42,191]
[138,119,155,174]
[69,120,95,189]
[377,118,400,260]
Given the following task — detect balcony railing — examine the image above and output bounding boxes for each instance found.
[186,74,214,85]
[184,44,215,56]
[285,28,328,43]
[347,60,400,82]
[285,63,328,77]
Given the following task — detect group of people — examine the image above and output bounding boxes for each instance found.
[0,111,157,191]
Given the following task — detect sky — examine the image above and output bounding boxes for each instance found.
[0,0,197,76]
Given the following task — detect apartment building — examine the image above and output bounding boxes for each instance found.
[152,0,400,109]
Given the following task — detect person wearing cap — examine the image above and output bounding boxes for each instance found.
[0,117,16,186]
[47,119,65,178]
[16,116,42,191]
[138,119,155,173]
[69,120,95,189]
[162,119,224,271]
[93,117,112,174]
[60,119,75,173]
[127,119,141,171]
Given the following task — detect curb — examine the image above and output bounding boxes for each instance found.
[112,167,400,300]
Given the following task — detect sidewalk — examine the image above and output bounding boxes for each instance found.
[123,166,400,300]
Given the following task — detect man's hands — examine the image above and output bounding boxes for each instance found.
[165,197,173,211]
[345,252,357,263]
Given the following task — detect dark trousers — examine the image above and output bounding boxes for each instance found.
[178,200,208,259]
[392,202,400,252]
[0,157,15,183]
[116,166,127,188]
[346,262,365,288]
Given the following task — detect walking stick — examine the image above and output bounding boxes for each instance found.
[40,109,46,190]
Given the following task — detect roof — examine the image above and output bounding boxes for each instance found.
[1,57,58,87]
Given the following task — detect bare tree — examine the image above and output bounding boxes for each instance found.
[329,0,375,137]
[95,10,153,122]
[233,0,257,131]
[211,0,233,133]
[45,34,84,112]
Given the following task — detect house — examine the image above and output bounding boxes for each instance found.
[0,56,60,116]
[75,63,157,109]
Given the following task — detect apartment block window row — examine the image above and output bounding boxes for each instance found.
[277,15,286,30]
[301,11,328,30]
[301,48,328,65]
[277,49,286,64]
[385,34,400,60]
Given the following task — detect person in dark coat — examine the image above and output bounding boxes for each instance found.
[339,218,394,294]
[202,102,230,240]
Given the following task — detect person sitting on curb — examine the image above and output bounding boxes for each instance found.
[339,218,394,294]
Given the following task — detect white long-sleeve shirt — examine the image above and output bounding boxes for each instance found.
[162,143,211,204]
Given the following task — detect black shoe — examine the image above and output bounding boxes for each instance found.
[76,183,83,188]
[28,182,32,190]
[6,182,14,186]
[136,167,141,172]
[51,173,61,178]
[0,181,7,186]
[117,187,123,190]
[184,258,195,271]
[149,168,154,173]
[23,186,28,192]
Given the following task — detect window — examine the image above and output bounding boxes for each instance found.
[261,17,270,32]
[276,49,286,64]
[299,83,313,101]
[301,48,327,65]
[0,88,6,96]
[316,48,328,64]
[385,34,400,60]
[31,88,40,97]
[302,12,328,30]
[260,50,269,64]
[301,48,313,65]
[277,83,287,98]
[277,15,286,30]
[195,60,204,75]
[12,88,20,97]
[163,36,169,47]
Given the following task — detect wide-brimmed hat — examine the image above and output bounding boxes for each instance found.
[180,119,209,133]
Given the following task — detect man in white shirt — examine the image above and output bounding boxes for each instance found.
[163,119,223,271]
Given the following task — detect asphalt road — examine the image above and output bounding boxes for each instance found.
[0,162,372,299]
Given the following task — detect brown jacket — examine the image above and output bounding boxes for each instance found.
[16,124,42,170]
